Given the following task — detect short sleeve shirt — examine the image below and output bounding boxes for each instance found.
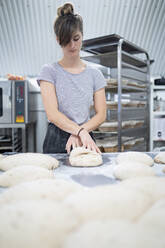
[37,62,106,125]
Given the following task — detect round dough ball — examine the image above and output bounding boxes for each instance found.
[69,147,102,167]
[64,220,134,248]
[0,166,54,187]
[138,199,165,231]
[0,154,5,160]
[0,200,79,248]
[114,163,155,180]
[119,177,165,202]
[64,185,152,222]
[0,153,59,171]
[116,152,154,166]
[64,219,165,248]
[0,178,83,204]
[154,152,165,164]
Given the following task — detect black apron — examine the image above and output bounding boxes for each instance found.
[43,122,95,153]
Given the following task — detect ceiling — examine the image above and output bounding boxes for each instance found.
[0,0,165,77]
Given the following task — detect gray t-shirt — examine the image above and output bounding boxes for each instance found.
[37,62,106,125]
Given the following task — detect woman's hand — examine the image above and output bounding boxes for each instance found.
[66,134,82,154]
[79,129,101,154]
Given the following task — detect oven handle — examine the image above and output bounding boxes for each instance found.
[9,90,12,102]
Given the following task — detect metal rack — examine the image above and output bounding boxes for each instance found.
[0,122,36,153]
[150,83,165,152]
[82,34,151,152]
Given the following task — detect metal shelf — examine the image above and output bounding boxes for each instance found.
[154,111,165,116]
[82,34,150,152]
[153,86,165,90]
[121,126,147,136]
[82,34,147,55]
[105,85,147,93]
[107,109,147,121]
[94,126,146,135]
[125,142,146,152]
[83,51,147,68]
[0,146,13,150]
[0,122,36,153]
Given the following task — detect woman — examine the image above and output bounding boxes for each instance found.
[37,3,106,154]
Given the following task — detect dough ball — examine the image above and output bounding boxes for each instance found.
[0,178,83,205]
[0,154,5,160]
[64,219,165,248]
[69,147,102,167]
[0,200,79,248]
[0,153,59,171]
[114,163,156,180]
[154,152,165,164]
[64,185,152,222]
[138,199,165,238]
[119,177,165,202]
[116,152,153,166]
[64,220,134,248]
[0,166,54,187]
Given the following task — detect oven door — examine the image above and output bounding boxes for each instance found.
[0,81,12,123]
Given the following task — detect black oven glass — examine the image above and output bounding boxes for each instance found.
[0,88,2,117]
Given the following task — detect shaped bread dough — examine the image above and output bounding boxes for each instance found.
[64,218,165,248]
[64,220,134,248]
[138,199,165,231]
[154,152,165,164]
[0,178,83,205]
[0,200,79,248]
[119,177,165,202]
[0,154,4,160]
[116,152,153,166]
[69,147,102,167]
[0,152,59,171]
[0,166,54,187]
[114,163,155,180]
[64,185,152,222]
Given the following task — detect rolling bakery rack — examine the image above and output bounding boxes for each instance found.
[82,34,151,152]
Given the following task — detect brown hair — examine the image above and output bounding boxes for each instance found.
[54,3,83,47]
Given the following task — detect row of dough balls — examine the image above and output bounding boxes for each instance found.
[0,150,165,172]
[63,177,165,248]
[0,176,165,248]
[0,150,165,247]
[116,151,165,165]
[0,153,59,187]
[64,199,165,248]
[113,151,165,180]
[0,149,103,187]
[0,148,103,171]
[0,150,165,187]
[0,152,59,171]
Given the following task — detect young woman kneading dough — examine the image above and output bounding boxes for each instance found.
[37,3,106,154]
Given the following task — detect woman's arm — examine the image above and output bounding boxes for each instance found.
[40,81,81,136]
[40,81,103,153]
[72,88,106,153]
[80,88,107,132]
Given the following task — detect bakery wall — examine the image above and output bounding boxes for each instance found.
[0,0,165,77]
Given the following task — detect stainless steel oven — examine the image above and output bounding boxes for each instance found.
[0,80,29,123]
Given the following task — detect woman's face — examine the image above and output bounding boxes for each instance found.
[61,31,83,58]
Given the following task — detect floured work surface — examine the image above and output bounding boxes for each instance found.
[0,152,165,191]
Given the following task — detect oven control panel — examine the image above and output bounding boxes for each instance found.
[15,81,25,123]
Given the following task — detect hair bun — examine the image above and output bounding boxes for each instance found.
[57,3,74,17]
